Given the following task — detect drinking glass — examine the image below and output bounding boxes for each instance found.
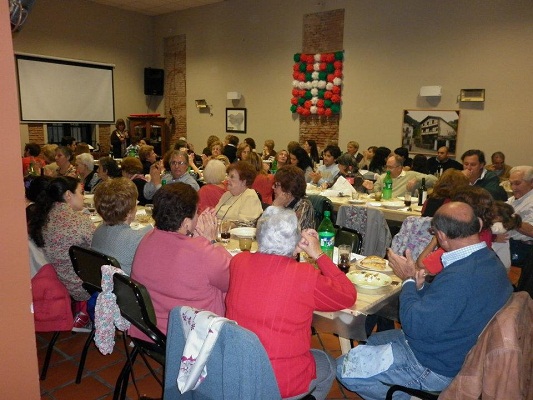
[374,191,382,201]
[219,220,232,244]
[351,191,359,200]
[144,204,154,216]
[238,236,253,251]
[404,192,412,210]
[337,244,352,274]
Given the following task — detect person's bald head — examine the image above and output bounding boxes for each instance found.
[432,202,481,240]
[436,146,449,162]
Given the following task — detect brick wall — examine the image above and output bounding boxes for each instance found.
[300,9,344,150]
[164,34,187,149]
[98,124,112,155]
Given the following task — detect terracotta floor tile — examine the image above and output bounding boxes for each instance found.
[51,376,112,400]
[124,372,163,400]
[39,359,79,392]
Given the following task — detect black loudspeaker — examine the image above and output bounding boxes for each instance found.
[144,68,164,96]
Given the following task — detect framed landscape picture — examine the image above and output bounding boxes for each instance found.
[402,109,460,156]
[226,108,247,133]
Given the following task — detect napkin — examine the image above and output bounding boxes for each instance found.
[329,176,356,196]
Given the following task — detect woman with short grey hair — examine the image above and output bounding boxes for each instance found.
[197,159,227,214]
[226,206,357,400]
[75,153,100,193]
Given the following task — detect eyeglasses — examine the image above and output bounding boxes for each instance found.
[170,161,187,166]
[273,182,282,188]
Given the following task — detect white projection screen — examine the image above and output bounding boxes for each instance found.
[16,54,115,123]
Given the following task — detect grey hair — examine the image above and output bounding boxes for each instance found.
[510,166,533,182]
[76,153,95,171]
[203,159,227,184]
[257,206,301,257]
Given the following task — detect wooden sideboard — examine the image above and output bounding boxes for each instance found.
[128,116,169,156]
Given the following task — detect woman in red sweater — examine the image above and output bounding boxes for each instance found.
[225,206,357,399]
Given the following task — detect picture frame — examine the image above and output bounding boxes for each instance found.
[226,108,247,133]
[402,109,460,156]
[459,89,485,102]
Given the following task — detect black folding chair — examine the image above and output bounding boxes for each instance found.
[69,245,120,383]
[334,225,363,254]
[113,274,166,400]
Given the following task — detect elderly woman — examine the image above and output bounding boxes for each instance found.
[214,161,263,222]
[139,144,158,175]
[55,146,77,177]
[28,176,95,331]
[120,156,150,205]
[248,151,274,204]
[226,207,357,399]
[131,183,230,337]
[272,165,315,230]
[91,178,151,275]
[75,153,100,193]
[198,159,227,214]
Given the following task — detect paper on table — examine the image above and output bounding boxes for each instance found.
[329,176,356,195]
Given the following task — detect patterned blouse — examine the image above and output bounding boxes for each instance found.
[56,164,78,178]
[42,202,95,301]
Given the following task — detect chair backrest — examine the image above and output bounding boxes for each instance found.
[69,245,121,294]
[334,225,363,254]
[439,291,533,400]
[163,306,281,400]
[113,273,166,349]
[308,194,333,229]
[390,216,433,259]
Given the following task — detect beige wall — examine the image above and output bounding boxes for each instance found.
[1,1,40,397]
[153,0,532,165]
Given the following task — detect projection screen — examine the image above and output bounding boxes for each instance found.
[16,54,115,123]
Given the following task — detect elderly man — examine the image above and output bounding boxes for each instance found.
[487,151,512,182]
[363,154,437,197]
[336,202,512,400]
[427,146,463,175]
[507,166,533,267]
[143,150,199,200]
[461,149,508,201]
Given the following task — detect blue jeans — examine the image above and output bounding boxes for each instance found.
[336,330,452,400]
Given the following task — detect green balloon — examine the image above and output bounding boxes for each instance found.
[335,51,344,60]
[290,105,297,113]
[326,63,335,73]
[294,53,301,62]
[318,72,327,80]
[305,72,313,82]
[304,91,313,100]
[299,63,307,72]
[318,89,326,99]
[298,97,306,105]
[324,99,332,108]
[331,104,341,113]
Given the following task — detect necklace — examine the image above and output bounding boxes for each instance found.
[215,190,246,220]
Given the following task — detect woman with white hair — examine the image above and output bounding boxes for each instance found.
[197,159,227,214]
[75,153,100,192]
[225,207,357,400]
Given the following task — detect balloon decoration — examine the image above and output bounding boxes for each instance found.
[291,51,343,115]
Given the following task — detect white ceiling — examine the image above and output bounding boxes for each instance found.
[87,0,224,16]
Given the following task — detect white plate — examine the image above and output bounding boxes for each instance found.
[382,201,404,209]
[346,270,392,289]
[349,199,366,204]
[356,257,393,274]
[90,215,102,223]
[230,227,256,238]
[367,201,382,207]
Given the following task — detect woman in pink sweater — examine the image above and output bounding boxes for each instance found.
[225,206,357,399]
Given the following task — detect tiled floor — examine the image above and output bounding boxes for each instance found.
[36,329,363,400]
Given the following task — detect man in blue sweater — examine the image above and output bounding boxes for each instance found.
[336,202,513,400]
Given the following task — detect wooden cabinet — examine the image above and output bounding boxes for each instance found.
[128,116,169,156]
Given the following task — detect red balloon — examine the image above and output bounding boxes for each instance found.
[334,60,343,69]
[293,63,300,71]
[331,94,341,103]
[324,91,333,99]
[327,74,335,82]
[292,72,300,80]
[319,62,327,71]
[317,107,325,115]
[298,72,306,81]
[304,100,312,109]
[317,99,325,107]
[334,70,343,78]
[291,97,299,105]
[325,108,333,116]
[331,86,341,94]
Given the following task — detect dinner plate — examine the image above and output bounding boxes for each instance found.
[346,270,392,289]
[382,201,404,210]
[230,227,256,238]
[356,257,393,274]
[90,215,102,223]
[367,201,382,207]
[348,199,366,204]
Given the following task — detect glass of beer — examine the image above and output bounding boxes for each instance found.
[337,244,351,274]
[239,236,253,251]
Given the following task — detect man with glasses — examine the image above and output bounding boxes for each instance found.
[143,150,200,200]
[363,154,437,198]
[337,202,512,399]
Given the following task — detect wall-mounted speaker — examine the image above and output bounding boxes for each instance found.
[144,68,164,96]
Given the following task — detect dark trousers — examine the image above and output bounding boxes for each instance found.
[510,238,533,268]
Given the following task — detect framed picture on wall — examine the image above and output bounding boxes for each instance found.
[402,109,460,156]
[226,108,246,133]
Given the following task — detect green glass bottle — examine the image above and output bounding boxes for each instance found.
[317,210,335,259]
[382,171,393,200]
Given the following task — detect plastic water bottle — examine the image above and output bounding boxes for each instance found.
[318,210,335,259]
[382,170,393,200]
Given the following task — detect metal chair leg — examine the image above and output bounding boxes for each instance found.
[113,341,138,400]
[75,328,95,384]
[40,331,61,380]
